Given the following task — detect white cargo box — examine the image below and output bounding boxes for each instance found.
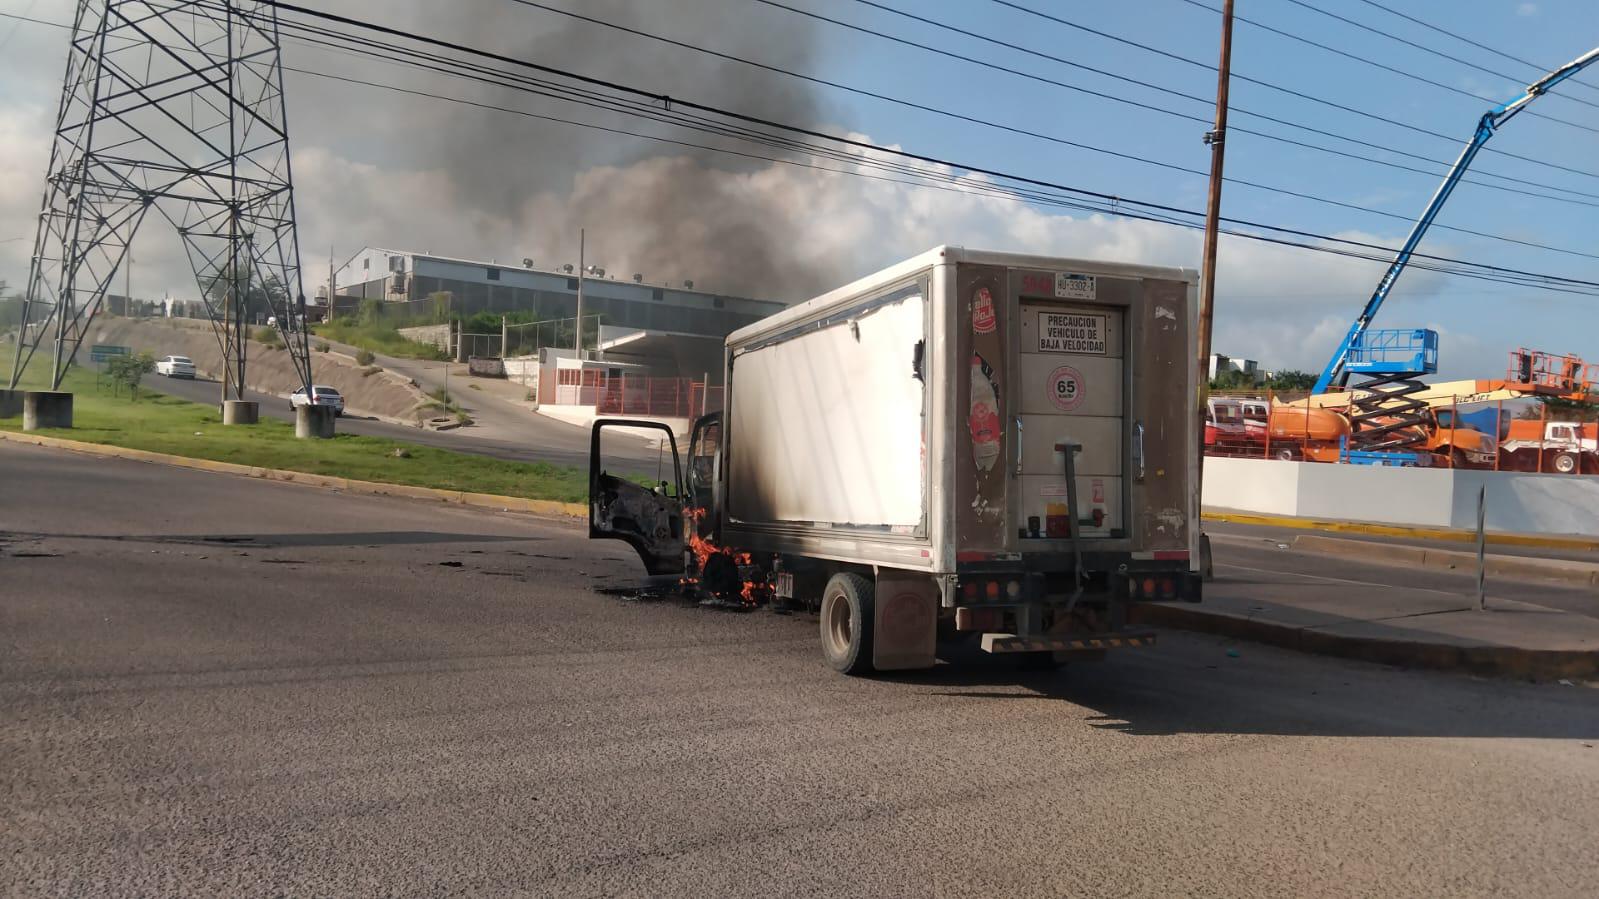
[721,246,1199,576]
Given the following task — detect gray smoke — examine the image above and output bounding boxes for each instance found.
[344,0,840,299]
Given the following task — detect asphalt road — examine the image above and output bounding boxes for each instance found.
[4,442,1597,897]
[143,371,671,474]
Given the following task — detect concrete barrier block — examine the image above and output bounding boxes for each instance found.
[22,391,72,430]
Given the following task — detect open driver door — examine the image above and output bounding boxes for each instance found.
[589,420,686,575]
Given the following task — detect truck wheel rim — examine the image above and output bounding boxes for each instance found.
[825,594,852,656]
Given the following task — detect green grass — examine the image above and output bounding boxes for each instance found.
[311,321,449,361]
[1,350,593,504]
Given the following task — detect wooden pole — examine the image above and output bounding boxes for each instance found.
[1194,0,1234,575]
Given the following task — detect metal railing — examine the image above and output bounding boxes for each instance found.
[1204,389,1598,474]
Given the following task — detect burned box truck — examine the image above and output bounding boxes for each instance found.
[590,247,1201,674]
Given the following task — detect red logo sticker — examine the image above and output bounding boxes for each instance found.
[1048,365,1085,412]
[971,287,996,334]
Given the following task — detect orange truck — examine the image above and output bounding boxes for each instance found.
[1499,420,1598,474]
[1263,403,1496,466]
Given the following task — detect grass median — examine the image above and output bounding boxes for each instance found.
[1,353,593,504]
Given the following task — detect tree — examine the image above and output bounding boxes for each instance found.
[1267,369,1317,391]
[202,265,290,321]
[357,297,385,327]
[1530,395,1598,422]
[1209,369,1255,391]
[105,351,156,400]
[0,281,22,331]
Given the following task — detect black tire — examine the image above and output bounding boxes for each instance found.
[819,572,875,675]
[1553,451,1578,474]
[1273,447,1298,462]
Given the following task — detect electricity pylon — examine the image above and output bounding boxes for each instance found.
[7,1,312,399]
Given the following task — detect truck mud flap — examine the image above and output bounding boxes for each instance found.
[979,630,1157,654]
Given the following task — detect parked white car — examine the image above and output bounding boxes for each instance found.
[155,355,196,378]
[289,385,345,416]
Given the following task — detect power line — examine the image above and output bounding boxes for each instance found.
[839,0,1599,205]
[279,64,1599,299]
[1352,0,1599,97]
[493,0,1599,261]
[245,0,1599,296]
[1175,0,1599,128]
[1291,0,1599,102]
[1002,0,1599,182]
[15,3,1584,296]
[495,0,1599,259]
[837,0,1599,185]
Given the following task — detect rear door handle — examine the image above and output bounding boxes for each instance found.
[1015,416,1023,476]
[1134,421,1146,481]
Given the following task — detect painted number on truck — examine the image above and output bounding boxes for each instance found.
[1037,312,1107,355]
[1048,365,1085,412]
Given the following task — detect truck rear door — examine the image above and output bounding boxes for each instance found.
[1014,302,1124,539]
[1128,277,1194,554]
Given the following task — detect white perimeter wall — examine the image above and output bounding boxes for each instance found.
[1204,457,1599,537]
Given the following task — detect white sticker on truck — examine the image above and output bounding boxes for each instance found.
[1037,312,1107,355]
[1055,273,1096,300]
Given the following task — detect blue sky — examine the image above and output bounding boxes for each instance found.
[802,0,1599,376]
[1,0,1596,379]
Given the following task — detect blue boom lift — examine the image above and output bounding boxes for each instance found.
[1312,45,1599,405]
[1304,44,1599,465]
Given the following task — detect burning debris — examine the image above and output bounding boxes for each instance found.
[684,507,771,607]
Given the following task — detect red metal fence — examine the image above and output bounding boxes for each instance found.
[544,368,723,419]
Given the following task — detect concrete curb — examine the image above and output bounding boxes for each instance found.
[1131,602,1599,681]
[1204,509,1599,552]
[1292,534,1599,589]
[0,430,587,521]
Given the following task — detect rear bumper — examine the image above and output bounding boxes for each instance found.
[953,556,1201,605]
[980,629,1156,653]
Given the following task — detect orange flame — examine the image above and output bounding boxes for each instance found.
[684,506,767,606]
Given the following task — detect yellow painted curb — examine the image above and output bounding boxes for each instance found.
[0,430,587,520]
[1203,509,1599,552]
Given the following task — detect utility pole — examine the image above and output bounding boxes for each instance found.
[575,228,585,361]
[329,245,335,322]
[1195,0,1235,580]
[1198,0,1234,407]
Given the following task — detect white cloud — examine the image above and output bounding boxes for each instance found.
[1516,3,1539,17]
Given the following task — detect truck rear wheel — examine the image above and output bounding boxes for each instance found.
[820,572,875,675]
[1553,451,1579,474]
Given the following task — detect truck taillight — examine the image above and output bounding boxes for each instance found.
[985,581,1001,601]
[962,581,978,601]
[1142,577,1156,597]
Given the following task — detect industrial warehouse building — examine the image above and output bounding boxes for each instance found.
[330,247,784,340]
[330,246,789,420]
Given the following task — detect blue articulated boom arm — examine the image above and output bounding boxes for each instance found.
[1312,44,1599,397]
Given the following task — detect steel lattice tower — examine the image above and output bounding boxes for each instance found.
[8,0,312,397]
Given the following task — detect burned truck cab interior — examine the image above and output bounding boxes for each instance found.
[588,420,686,576]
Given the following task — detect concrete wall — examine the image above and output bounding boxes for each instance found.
[1204,457,1599,537]
[398,323,451,351]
